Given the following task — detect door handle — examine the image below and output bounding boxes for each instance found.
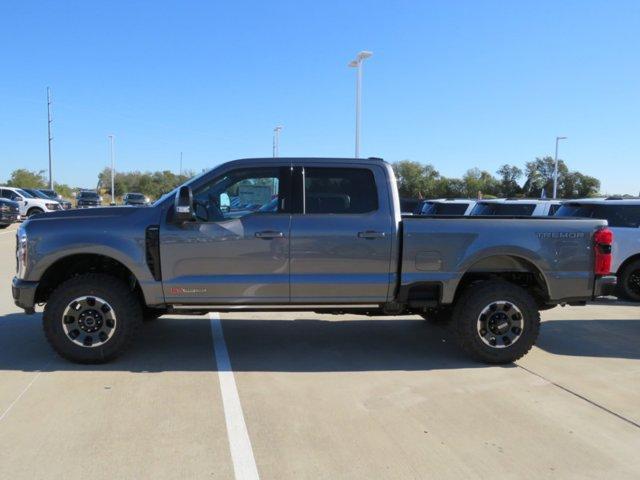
[357,231,386,239]
[255,230,284,239]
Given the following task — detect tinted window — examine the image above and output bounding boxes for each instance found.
[548,204,561,215]
[304,168,378,214]
[1,189,21,201]
[79,192,99,199]
[434,203,469,215]
[419,202,436,215]
[471,203,535,216]
[555,204,640,228]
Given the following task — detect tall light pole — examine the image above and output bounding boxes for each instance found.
[108,135,115,205]
[348,50,373,158]
[179,151,183,176]
[273,126,283,157]
[553,136,567,199]
[47,87,53,189]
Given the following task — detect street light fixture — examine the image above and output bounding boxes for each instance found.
[348,50,373,158]
[553,136,567,199]
[273,126,283,157]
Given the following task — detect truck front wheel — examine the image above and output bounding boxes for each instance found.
[452,280,540,364]
[43,273,142,363]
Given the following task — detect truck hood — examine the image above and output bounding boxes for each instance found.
[26,206,157,222]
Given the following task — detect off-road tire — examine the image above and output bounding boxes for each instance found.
[616,259,640,302]
[43,273,142,363]
[452,280,540,364]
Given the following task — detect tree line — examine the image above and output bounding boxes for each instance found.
[3,156,601,201]
[392,156,600,199]
[1,168,193,200]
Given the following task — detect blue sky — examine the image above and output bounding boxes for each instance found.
[0,0,638,193]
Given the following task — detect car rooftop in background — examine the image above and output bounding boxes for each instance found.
[416,198,477,216]
[470,198,561,216]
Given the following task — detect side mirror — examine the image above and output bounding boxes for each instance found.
[174,186,194,223]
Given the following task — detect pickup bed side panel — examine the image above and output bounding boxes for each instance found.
[401,217,607,303]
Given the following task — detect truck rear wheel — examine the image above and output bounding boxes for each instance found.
[43,273,142,363]
[452,280,540,364]
[617,259,640,302]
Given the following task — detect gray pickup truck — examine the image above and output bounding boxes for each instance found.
[12,158,616,364]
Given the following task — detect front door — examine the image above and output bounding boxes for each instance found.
[160,164,291,304]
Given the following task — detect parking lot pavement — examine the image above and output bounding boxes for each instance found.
[0,223,639,479]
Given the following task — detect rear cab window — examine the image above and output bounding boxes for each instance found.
[303,167,378,214]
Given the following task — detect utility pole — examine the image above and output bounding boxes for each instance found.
[47,87,53,189]
[273,126,283,157]
[553,136,567,199]
[348,51,373,158]
[180,151,183,176]
[108,135,115,205]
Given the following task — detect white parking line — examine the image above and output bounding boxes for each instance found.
[209,313,260,480]
[0,370,43,422]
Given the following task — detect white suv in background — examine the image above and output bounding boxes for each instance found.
[416,198,477,215]
[470,199,561,216]
[555,198,640,302]
[0,187,62,218]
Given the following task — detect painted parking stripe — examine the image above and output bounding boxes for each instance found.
[209,313,260,480]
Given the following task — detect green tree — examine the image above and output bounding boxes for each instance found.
[392,160,440,198]
[5,169,48,189]
[496,164,523,197]
[461,168,500,198]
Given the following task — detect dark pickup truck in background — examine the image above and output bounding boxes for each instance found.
[12,158,616,364]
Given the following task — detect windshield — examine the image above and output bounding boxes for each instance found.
[127,193,145,200]
[79,192,99,199]
[471,203,535,216]
[27,189,51,199]
[153,169,210,207]
[16,189,33,198]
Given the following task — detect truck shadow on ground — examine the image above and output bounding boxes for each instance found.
[0,313,638,373]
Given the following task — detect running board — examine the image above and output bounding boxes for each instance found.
[168,304,382,314]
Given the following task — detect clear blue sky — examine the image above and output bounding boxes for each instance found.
[1,0,638,193]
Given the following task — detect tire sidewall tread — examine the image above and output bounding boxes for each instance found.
[618,259,640,302]
[43,273,142,363]
[452,280,541,364]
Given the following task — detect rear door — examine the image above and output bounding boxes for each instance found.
[289,162,394,303]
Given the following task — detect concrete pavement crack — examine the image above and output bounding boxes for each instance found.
[515,364,640,430]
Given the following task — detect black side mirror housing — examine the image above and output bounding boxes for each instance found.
[174,186,194,223]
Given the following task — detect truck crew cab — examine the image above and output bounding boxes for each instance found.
[12,158,615,364]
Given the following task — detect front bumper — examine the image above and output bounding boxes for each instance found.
[12,277,38,314]
[0,212,19,224]
[594,275,617,298]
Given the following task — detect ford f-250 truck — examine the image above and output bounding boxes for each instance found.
[12,158,616,364]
